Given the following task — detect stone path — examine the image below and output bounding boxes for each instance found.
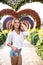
[0,40,43,65]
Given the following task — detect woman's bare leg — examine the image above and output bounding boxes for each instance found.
[17,55,22,65]
[10,56,18,65]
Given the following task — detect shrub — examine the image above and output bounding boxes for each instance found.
[0,30,9,46]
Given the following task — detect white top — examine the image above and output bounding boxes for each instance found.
[6,30,28,49]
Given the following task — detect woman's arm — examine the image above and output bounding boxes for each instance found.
[7,43,18,52]
[20,23,29,36]
[6,32,18,52]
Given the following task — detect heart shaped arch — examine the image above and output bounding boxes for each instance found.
[18,9,41,28]
[0,9,41,29]
[0,9,17,18]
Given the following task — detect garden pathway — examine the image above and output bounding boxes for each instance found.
[0,40,43,65]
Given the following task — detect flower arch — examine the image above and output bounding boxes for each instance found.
[18,9,41,28]
[0,9,41,30]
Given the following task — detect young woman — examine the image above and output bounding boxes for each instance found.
[6,19,28,65]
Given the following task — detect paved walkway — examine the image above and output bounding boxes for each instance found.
[0,40,43,65]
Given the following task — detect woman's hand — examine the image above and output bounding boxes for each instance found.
[20,23,28,31]
[7,43,18,52]
[7,43,12,47]
[11,46,19,52]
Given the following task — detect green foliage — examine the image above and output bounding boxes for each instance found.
[0,29,2,32]
[27,29,39,45]
[36,36,43,59]
[0,30,8,46]
[0,0,43,11]
[26,28,43,60]
[1,33,7,42]
[0,34,4,46]
[30,31,39,45]
[13,0,26,11]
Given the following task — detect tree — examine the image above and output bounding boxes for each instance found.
[0,0,43,11]
[33,0,43,3]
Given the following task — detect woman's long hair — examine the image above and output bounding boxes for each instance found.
[11,19,21,31]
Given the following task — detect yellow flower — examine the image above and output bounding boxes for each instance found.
[39,32,43,37]
[29,28,38,33]
[41,33,43,36]
[38,29,43,33]
[2,30,9,34]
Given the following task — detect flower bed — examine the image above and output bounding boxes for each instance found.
[0,30,9,46]
[36,29,43,60]
[27,28,43,59]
